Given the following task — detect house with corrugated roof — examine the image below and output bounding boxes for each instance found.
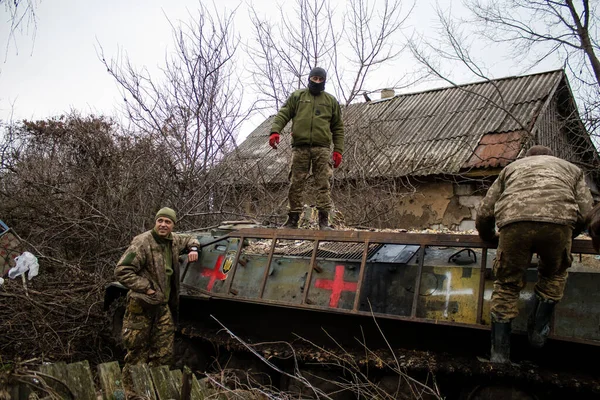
[217,69,600,230]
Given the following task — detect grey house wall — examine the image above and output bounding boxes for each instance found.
[230,178,487,231]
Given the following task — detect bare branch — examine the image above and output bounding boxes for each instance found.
[247,0,414,109]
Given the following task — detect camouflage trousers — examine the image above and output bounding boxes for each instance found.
[121,297,175,379]
[288,146,333,213]
[491,221,573,322]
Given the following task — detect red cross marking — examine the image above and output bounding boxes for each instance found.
[314,265,357,308]
[201,254,226,291]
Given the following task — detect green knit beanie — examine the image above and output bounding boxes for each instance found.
[155,207,177,224]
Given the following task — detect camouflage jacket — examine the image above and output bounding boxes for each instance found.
[115,229,199,315]
[477,155,593,233]
[270,88,345,153]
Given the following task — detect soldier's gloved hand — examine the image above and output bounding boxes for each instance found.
[477,229,498,243]
[269,133,280,149]
[333,151,342,168]
[476,215,498,244]
[490,232,499,245]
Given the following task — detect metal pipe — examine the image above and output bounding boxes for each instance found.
[302,239,320,305]
[181,233,234,282]
[259,236,278,299]
[352,239,370,312]
[476,247,488,324]
[180,257,191,282]
[411,245,426,318]
[224,236,245,295]
[197,233,232,248]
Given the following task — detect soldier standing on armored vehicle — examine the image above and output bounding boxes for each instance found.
[115,207,199,385]
[476,145,593,363]
[269,67,345,230]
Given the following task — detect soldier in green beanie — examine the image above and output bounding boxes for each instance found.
[115,207,200,387]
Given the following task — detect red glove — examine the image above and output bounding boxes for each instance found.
[269,133,280,149]
[332,151,342,168]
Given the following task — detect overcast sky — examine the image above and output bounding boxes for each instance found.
[0,0,562,139]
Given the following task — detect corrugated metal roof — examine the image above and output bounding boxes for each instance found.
[222,69,565,182]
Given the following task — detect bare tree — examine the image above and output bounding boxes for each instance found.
[409,6,536,140]
[337,0,415,105]
[247,0,417,109]
[410,1,600,148]
[0,114,168,259]
[456,0,600,146]
[98,3,253,218]
[465,0,600,88]
[246,0,340,110]
[1,0,39,57]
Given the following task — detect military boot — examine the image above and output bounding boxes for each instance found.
[282,212,300,229]
[490,319,511,363]
[318,211,333,230]
[528,294,556,349]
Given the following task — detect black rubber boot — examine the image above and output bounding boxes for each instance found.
[528,294,556,349]
[318,211,333,230]
[282,212,300,229]
[490,319,511,363]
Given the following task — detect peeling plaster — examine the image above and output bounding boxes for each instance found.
[395,182,473,230]
[442,196,472,228]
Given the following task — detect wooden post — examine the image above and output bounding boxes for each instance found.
[150,366,179,400]
[180,366,192,400]
[130,364,157,399]
[97,362,126,400]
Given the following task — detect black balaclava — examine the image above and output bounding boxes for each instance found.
[308,67,327,95]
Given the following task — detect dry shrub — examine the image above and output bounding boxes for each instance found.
[0,113,202,364]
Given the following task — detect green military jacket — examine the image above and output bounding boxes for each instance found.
[270,88,345,153]
[115,229,200,315]
[477,155,593,231]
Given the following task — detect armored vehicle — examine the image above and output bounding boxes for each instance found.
[105,222,600,399]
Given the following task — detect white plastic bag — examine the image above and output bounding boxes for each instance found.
[8,251,39,280]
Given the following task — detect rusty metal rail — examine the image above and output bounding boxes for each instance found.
[220,228,596,253]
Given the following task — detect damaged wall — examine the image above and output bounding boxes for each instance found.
[373,180,484,231]
[227,177,487,231]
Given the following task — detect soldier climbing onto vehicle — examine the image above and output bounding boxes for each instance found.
[476,145,593,363]
[269,66,345,230]
[115,207,199,386]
